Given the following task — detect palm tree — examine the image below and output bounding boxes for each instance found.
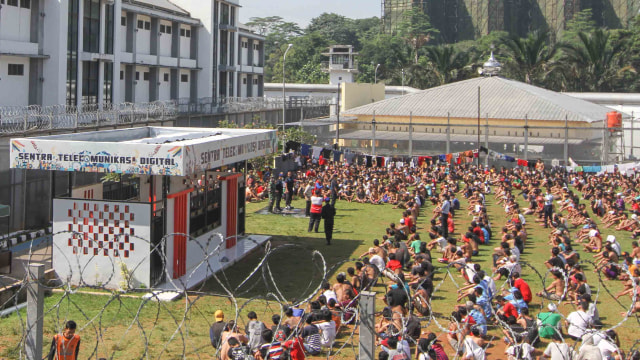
[559,29,631,91]
[501,30,557,85]
[424,45,469,85]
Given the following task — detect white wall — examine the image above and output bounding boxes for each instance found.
[135,66,150,102]
[0,0,31,42]
[159,68,171,100]
[252,40,260,66]
[41,0,68,106]
[52,199,151,289]
[240,74,247,98]
[120,11,128,53]
[135,15,151,55]
[0,57,29,107]
[179,25,190,59]
[159,20,172,57]
[179,69,190,99]
[240,37,248,66]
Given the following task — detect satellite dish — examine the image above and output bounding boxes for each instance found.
[551,159,560,167]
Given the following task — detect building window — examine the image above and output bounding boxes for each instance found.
[83,0,100,53]
[105,4,114,54]
[253,79,258,85]
[163,73,169,82]
[160,24,165,33]
[137,20,144,29]
[181,74,188,82]
[7,0,17,6]
[8,64,24,76]
[120,70,124,80]
[144,21,150,30]
[180,28,185,36]
[143,72,149,81]
[121,17,126,26]
[66,0,79,106]
[135,71,139,81]
[19,0,29,8]
[186,29,191,37]
[82,61,99,104]
[253,44,259,50]
[242,78,247,84]
[103,62,113,104]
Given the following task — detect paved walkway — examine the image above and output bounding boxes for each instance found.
[1,236,52,284]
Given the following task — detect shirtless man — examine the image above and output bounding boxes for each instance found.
[282,308,302,331]
[537,271,565,301]
[219,321,249,360]
[332,273,355,307]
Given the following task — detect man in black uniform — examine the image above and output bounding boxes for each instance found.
[321,198,336,245]
[330,173,339,207]
[274,173,284,212]
[284,171,295,210]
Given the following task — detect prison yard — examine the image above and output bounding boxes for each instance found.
[0,173,638,359]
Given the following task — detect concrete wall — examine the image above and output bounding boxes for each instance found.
[0,0,31,42]
[0,56,30,107]
[342,83,385,112]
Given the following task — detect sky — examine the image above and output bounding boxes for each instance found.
[239,0,380,28]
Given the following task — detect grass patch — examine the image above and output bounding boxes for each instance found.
[0,190,637,358]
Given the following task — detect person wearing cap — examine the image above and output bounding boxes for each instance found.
[303,179,314,217]
[537,303,562,339]
[210,310,227,349]
[321,197,336,245]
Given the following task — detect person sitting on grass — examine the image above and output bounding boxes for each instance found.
[536,270,565,301]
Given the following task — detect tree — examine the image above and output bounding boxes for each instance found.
[501,30,557,85]
[559,29,631,91]
[424,45,470,85]
[397,8,438,64]
[358,34,411,84]
[306,13,358,47]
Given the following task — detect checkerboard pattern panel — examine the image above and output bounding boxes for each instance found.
[65,201,137,258]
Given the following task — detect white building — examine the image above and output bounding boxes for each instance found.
[0,0,265,108]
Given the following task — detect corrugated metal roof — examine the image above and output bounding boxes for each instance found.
[344,77,612,123]
[340,130,585,145]
[131,0,189,16]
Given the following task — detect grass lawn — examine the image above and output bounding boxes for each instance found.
[0,187,638,359]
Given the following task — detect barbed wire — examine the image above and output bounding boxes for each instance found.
[1,227,639,358]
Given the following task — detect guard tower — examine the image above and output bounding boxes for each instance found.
[322,45,359,85]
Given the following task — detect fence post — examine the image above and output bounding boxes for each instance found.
[524,115,529,161]
[74,111,79,129]
[24,113,28,132]
[358,291,376,360]
[408,112,413,157]
[631,111,634,160]
[26,263,45,360]
[564,115,569,166]
[484,114,489,167]
[446,112,451,155]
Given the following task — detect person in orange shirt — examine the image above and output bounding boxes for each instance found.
[47,320,80,360]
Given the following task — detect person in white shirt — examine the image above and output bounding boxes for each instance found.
[542,333,574,360]
[565,302,592,341]
[316,310,336,349]
[368,248,386,273]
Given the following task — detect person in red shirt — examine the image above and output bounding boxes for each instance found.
[472,222,484,244]
[511,273,532,303]
[282,334,305,360]
[385,253,402,273]
[496,295,518,321]
[447,216,455,235]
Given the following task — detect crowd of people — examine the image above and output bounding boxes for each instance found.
[213,157,640,360]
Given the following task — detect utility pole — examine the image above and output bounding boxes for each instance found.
[335,82,341,149]
[477,87,480,167]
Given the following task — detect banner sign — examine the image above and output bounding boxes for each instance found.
[10,127,277,176]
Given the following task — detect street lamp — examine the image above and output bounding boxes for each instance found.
[476,50,502,166]
[401,68,405,95]
[374,63,381,84]
[282,43,293,152]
